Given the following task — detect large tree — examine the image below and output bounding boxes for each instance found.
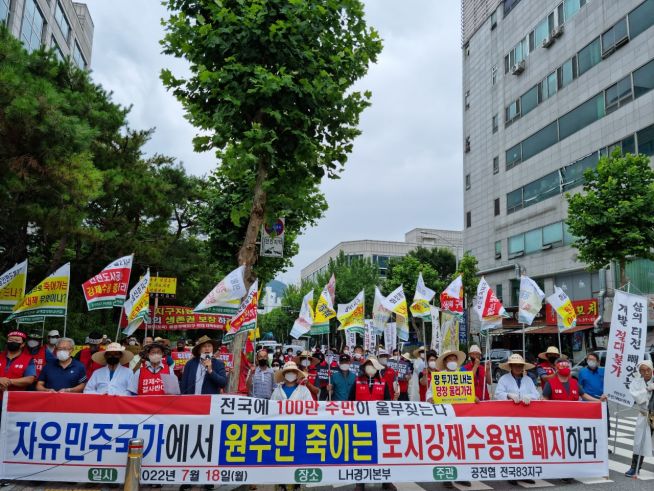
[566,150,654,286]
[161,0,382,389]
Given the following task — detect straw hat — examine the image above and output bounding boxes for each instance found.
[142,342,167,355]
[92,342,134,365]
[435,350,466,371]
[401,352,412,361]
[192,335,220,358]
[274,361,306,384]
[412,346,426,358]
[499,353,535,371]
[468,344,482,354]
[360,356,385,372]
[538,346,568,361]
[294,350,319,367]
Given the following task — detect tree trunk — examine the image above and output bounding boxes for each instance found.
[228,159,268,394]
[619,259,629,290]
[50,235,69,272]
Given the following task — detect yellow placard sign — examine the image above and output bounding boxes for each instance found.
[148,277,177,295]
[431,371,475,404]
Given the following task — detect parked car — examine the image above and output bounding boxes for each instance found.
[482,349,513,383]
[571,348,653,379]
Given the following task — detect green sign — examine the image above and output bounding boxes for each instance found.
[433,466,457,481]
[295,468,323,483]
[88,468,118,482]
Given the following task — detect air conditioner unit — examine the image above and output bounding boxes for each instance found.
[542,36,555,48]
[551,25,564,39]
[511,60,526,75]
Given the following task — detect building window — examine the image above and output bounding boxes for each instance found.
[495,240,502,259]
[54,1,71,42]
[465,173,471,190]
[493,156,499,175]
[505,100,520,125]
[506,143,522,169]
[73,41,86,69]
[465,90,470,109]
[558,93,605,140]
[466,211,471,228]
[637,124,654,156]
[20,0,45,53]
[0,0,9,26]
[521,85,538,116]
[503,0,522,18]
[605,75,633,114]
[465,136,470,153]
[601,17,628,58]
[562,0,583,22]
[492,114,499,133]
[540,71,558,101]
[578,38,601,76]
[494,198,500,216]
[496,283,503,302]
[521,121,557,161]
[558,56,577,89]
[491,65,498,85]
[543,222,563,246]
[50,35,64,62]
[508,234,525,257]
[628,0,654,39]
[490,10,497,30]
[633,59,654,99]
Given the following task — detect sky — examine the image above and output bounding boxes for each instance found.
[83,0,463,285]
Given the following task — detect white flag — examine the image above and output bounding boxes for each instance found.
[384,322,397,352]
[122,270,150,336]
[444,275,463,299]
[194,265,247,314]
[414,272,436,302]
[290,291,314,339]
[475,277,506,330]
[372,286,391,333]
[518,276,545,325]
[429,306,441,352]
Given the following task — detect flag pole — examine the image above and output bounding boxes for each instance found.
[40,318,46,341]
[522,323,526,359]
[62,267,71,338]
[115,305,124,342]
[421,317,426,352]
[557,326,562,355]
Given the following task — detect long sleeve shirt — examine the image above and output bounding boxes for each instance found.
[494,372,540,400]
[83,365,132,395]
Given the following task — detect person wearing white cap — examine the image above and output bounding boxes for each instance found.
[270,362,313,401]
[625,360,654,477]
[462,345,492,401]
[494,353,540,404]
[46,330,60,354]
[83,343,134,396]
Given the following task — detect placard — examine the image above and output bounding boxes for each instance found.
[431,371,475,405]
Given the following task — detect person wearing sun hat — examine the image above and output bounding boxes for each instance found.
[625,360,654,477]
[0,331,36,398]
[494,353,540,403]
[537,346,567,384]
[424,349,467,404]
[127,341,179,395]
[178,335,226,395]
[270,361,313,401]
[294,350,320,400]
[83,342,134,395]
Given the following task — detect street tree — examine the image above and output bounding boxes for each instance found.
[566,150,654,286]
[161,0,382,389]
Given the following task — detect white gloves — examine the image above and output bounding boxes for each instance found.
[508,393,520,403]
[647,381,654,392]
[521,395,531,405]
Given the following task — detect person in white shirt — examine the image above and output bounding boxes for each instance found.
[494,353,540,403]
[84,342,134,396]
[270,361,314,401]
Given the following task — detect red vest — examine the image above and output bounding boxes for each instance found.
[538,361,555,378]
[419,369,434,402]
[306,370,318,401]
[463,362,489,401]
[355,377,386,401]
[171,349,192,372]
[382,367,396,395]
[548,376,580,401]
[79,348,103,379]
[137,365,166,395]
[31,346,48,378]
[0,351,34,392]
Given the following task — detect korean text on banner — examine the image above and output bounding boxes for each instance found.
[431,371,475,404]
[337,290,365,331]
[474,277,506,330]
[0,260,27,314]
[194,266,246,315]
[546,286,577,330]
[150,306,229,331]
[440,275,464,315]
[0,393,608,485]
[441,311,460,352]
[4,263,69,323]
[312,274,336,336]
[605,290,648,407]
[122,271,150,336]
[148,277,177,296]
[518,276,545,326]
[384,322,397,352]
[223,280,258,342]
[363,319,376,353]
[82,255,133,311]
[430,306,441,352]
[290,291,314,339]
[383,285,407,317]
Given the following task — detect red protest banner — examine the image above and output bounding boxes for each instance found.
[149,305,229,330]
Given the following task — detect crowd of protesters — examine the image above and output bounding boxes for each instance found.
[0,328,652,485]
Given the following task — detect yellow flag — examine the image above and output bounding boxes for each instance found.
[4,263,69,323]
[314,274,336,324]
[337,290,365,331]
[0,260,28,314]
[384,285,408,317]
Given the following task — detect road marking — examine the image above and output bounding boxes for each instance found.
[516,479,554,488]
[575,477,613,484]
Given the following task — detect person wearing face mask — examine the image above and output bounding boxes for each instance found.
[625,360,654,477]
[46,330,60,354]
[294,351,320,400]
[494,353,540,403]
[36,337,87,393]
[348,356,391,402]
[537,346,566,385]
[396,353,413,401]
[83,343,134,395]
[312,352,332,400]
[462,345,492,401]
[377,350,399,401]
[578,352,607,401]
[247,349,274,399]
[0,331,36,398]
[180,336,226,395]
[542,358,599,401]
[270,361,313,401]
[171,338,192,381]
[125,337,141,355]
[128,342,180,395]
[271,360,281,373]
[418,350,439,402]
[352,345,365,361]
[76,331,105,380]
[25,331,55,381]
[327,354,356,401]
[283,347,295,363]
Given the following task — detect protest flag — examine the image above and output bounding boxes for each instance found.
[312,274,335,336]
[122,270,151,336]
[194,265,247,315]
[290,291,314,339]
[0,260,28,314]
[223,280,258,343]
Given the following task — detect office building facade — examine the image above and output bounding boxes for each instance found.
[462,0,654,332]
[301,228,463,283]
[1,0,93,68]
